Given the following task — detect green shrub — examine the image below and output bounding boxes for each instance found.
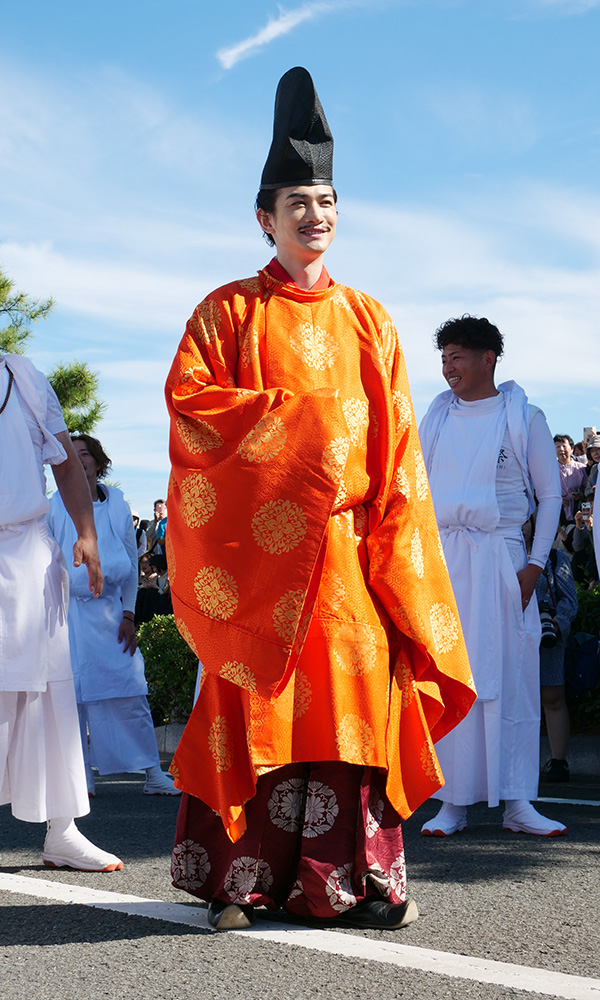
[137,614,198,725]
[567,583,600,734]
[571,582,600,637]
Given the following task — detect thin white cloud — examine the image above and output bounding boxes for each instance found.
[0,61,247,220]
[327,187,600,414]
[0,241,203,331]
[217,2,363,69]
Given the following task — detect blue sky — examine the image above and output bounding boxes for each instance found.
[2,0,599,515]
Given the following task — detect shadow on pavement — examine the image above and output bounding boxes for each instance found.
[0,902,208,946]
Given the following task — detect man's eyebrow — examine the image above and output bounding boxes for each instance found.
[283,191,333,201]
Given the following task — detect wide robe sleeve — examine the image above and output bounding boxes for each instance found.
[366,325,477,818]
[165,283,347,700]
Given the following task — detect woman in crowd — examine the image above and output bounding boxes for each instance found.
[135,552,172,625]
[554,434,588,522]
[49,434,179,797]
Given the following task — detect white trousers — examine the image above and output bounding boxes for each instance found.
[79,696,160,775]
[0,680,89,822]
[433,538,541,806]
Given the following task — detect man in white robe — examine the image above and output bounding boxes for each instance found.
[49,452,179,798]
[0,354,122,870]
[419,316,565,837]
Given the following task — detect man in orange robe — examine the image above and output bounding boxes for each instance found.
[166,67,475,931]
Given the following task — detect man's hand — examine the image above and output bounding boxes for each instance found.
[73,535,103,598]
[575,510,593,532]
[118,616,137,656]
[516,563,543,613]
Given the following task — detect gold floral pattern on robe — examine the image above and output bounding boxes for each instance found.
[289,322,339,370]
[237,413,287,463]
[194,567,238,620]
[252,500,308,555]
[272,589,305,642]
[180,472,218,529]
[176,415,223,454]
[219,661,257,691]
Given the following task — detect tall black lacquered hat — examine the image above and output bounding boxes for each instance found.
[260,67,334,191]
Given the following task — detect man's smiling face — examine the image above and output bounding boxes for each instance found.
[441,342,497,401]
[257,185,337,265]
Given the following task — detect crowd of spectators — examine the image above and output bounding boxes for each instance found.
[134,499,172,625]
[554,431,599,584]
[534,428,599,785]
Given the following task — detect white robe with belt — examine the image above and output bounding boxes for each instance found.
[48,484,159,775]
[419,382,561,805]
[48,485,148,703]
[0,355,89,821]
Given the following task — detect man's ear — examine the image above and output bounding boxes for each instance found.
[483,349,497,373]
[256,208,274,236]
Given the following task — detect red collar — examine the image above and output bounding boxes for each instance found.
[266,257,332,290]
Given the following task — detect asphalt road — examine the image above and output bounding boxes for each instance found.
[1,764,599,1000]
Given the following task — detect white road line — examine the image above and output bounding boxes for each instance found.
[537,797,600,807]
[2,874,600,1000]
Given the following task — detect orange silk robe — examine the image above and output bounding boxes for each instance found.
[165,266,476,841]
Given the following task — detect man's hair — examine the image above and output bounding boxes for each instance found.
[255,186,338,248]
[435,315,504,359]
[71,433,111,479]
[154,498,166,508]
[553,434,574,448]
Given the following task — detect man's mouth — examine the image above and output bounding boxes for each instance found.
[299,227,326,237]
[448,376,460,386]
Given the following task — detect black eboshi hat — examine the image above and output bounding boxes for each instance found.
[260,67,334,191]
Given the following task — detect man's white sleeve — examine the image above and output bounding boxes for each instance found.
[528,411,561,568]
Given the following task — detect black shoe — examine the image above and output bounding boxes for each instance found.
[207,899,255,930]
[335,897,418,930]
[541,758,570,783]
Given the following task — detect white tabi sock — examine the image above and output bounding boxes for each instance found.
[143,765,181,795]
[421,802,468,837]
[503,799,567,837]
[43,817,123,870]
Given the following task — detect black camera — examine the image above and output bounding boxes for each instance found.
[539,604,559,648]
